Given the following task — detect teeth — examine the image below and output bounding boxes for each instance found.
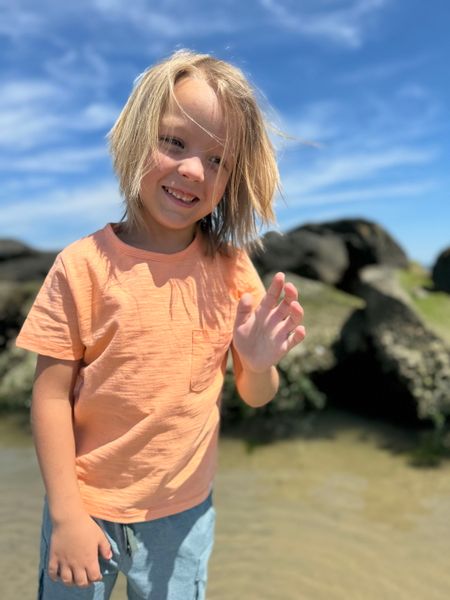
[164,186,196,203]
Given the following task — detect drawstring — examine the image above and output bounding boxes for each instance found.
[122,524,138,556]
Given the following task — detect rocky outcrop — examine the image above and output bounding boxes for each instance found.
[0,240,55,409]
[0,253,56,282]
[0,343,36,410]
[0,280,41,410]
[0,239,56,282]
[253,218,408,292]
[0,239,35,261]
[0,281,40,350]
[432,248,450,293]
[1,223,448,435]
[249,219,448,427]
[311,218,409,271]
[221,273,365,436]
[316,266,450,424]
[252,229,349,286]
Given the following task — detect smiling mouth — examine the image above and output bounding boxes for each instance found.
[162,186,199,205]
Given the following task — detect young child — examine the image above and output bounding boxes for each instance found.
[16,49,305,599]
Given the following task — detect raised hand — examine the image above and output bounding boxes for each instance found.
[233,272,306,373]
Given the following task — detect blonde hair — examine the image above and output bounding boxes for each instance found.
[108,49,279,255]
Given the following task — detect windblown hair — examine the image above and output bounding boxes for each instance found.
[108,49,279,255]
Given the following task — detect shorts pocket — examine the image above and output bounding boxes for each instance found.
[190,329,232,392]
[193,533,215,600]
[194,578,206,600]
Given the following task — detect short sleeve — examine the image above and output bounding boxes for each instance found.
[15,254,85,360]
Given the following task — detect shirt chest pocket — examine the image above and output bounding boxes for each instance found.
[190,329,233,392]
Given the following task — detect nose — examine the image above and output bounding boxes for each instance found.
[177,155,205,182]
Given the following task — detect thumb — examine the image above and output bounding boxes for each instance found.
[235,293,254,328]
[98,535,112,560]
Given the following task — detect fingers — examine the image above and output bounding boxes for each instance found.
[285,325,307,352]
[86,562,103,584]
[283,282,298,304]
[73,568,90,588]
[59,565,74,586]
[235,292,255,329]
[98,535,113,560]
[259,272,285,314]
[270,293,305,355]
[48,559,59,583]
[261,276,297,317]
[276,300,304,338]
[264,286,303,342]
[48,560,102,588]
[267,282,300,324]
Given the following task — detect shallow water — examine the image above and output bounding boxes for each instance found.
[2,410,450,599]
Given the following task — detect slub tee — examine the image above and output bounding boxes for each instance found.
[16,223,265,523]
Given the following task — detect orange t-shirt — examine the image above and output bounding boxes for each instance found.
[16,223,265,523]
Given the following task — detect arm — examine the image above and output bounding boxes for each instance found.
[32,355,84,520]
[231,346,279,408]
[32,354,112,588]
[232,272,305,407]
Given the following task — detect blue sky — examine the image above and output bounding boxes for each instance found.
[1,0,449,267]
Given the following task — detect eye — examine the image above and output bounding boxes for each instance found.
[159,135,184,149]
[209,156,226,170]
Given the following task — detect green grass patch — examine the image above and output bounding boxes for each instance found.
[397,263,450,343]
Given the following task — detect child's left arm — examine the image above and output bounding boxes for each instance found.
[231,272,306,407]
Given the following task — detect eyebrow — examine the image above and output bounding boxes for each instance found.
[162,107,228,134]
[159,115,188,128]
[159,119,226,150]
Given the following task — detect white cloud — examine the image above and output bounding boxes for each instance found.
[281,101,342,146]
[2,146,109,173]
[0,4,44,39]
[0,176,56,197]
[282,147,436,196]
[79,103,119,129]
[0,79,65,150]
[43,46,113,91]
[1,80,63,105]
[0,180,122,247]
[336,56,429,84]
[0,75,118,152]
[90,0,238,37]
[281,180,437,209]
[259,0,391,48]
[0,107,63,151]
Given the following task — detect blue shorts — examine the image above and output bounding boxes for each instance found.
[38,492,216,600]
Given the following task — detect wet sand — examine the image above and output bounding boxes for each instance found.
[2,410,450,599]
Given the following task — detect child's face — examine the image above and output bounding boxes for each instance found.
[138,76,230,246]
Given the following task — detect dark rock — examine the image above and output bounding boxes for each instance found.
[220,273,364,436]
[318,265,450,424]
[432,247,450,293]
[252,229,349,286]
[253,219,408,292]
[273,272,364,375]
[0,280,41,351]
[312,218,408,267]
[300,219,409,291]
[0,253,56,281]
[0,343,36,410]
[0,239,35,261]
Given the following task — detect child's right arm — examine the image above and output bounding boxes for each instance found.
[32,354,112,588]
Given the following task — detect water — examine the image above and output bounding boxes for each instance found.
[2,410,450,599]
